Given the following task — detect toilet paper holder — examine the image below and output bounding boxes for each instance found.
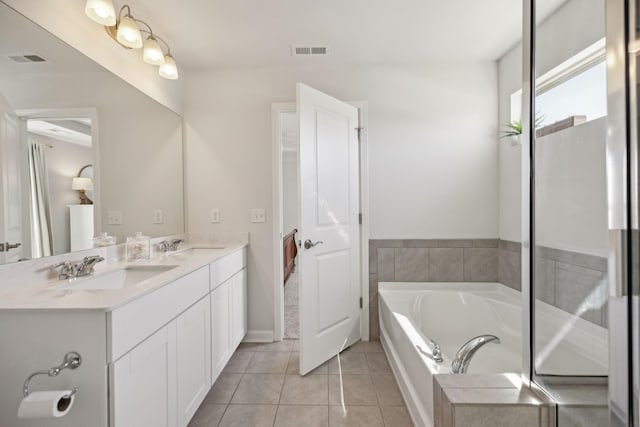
[23,351,81,398]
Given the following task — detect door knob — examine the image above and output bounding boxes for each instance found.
[304,239,324,249]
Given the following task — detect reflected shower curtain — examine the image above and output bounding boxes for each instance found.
[28,141,54,257]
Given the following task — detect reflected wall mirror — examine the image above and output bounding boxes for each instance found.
[0,1,185,265]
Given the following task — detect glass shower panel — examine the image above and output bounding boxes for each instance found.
[532,0,609,424]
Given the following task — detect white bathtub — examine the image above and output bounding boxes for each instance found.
[378,282,608,427]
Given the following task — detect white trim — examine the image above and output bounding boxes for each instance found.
[271,101,370,343]
[243,330,275,343]
[271,102,295,342]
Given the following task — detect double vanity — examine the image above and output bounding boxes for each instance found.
[0,239,247,427]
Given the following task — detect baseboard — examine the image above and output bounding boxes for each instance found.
[243,330,274,342]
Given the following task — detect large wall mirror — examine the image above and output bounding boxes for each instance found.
[0,1,184,265]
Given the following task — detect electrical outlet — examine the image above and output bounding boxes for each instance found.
[251,208,266,223]
[153,209,163,224]
[108,210,122,225]
[210,208,220,223]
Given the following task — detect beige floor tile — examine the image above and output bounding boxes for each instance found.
[287,352,328,375]
[344,341,366,352]
[366,353,391,373]
[380,406,413,426]
[245,351,291,374]
[329,374,378,406]
[188,403,227,426]
[219,404,278,427]
[329,405,384,427]
[329,351,369,374]
[280,374,329,405]
[204,373,242,404]
[291,340,300,352]
[251,340,295,352]
[363,341,384,353]
[236,342,260,352]
[231,374,285,404]
[222,351,254,374]
[275,405,329,427]
[372,374,404,406]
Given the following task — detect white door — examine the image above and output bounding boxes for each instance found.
[210,280,232,380]
[297,83,361,375]
[0,94,23,263]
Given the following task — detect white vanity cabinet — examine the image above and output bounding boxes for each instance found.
[209,249,247,381]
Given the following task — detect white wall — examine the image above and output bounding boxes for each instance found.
[184,63,498,335]
[498,0,605,242]
[2,0,183,114]
[535,118,607,256]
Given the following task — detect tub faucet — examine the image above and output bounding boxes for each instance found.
[451,334,500,374]
[430,340,444,363]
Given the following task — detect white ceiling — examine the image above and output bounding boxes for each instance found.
[124,0,567,69]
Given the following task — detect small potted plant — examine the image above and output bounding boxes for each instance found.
[501,114,544,145]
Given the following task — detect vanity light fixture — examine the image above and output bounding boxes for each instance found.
[84,2,179,79]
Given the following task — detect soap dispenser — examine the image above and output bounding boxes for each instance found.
[93,232,116,247]
[126,232,150,261]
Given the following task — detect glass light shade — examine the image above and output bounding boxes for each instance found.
[159,54,179,80]
[72,177,93,191]
[143,37,165,65]
[85,0,116,26]
[116,15,143,48]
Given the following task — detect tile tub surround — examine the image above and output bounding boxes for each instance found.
[188,340,413,427]
[369,239,609,340]
[433,374,555,427]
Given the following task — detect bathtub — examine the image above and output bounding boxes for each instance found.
[378,282,608,427]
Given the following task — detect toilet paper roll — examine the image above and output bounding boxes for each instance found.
[17,390,75,419]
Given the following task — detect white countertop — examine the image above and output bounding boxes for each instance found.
[0,243,247,311]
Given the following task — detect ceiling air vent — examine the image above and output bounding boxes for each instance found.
[291,45,329,56]
[7,54,48,63]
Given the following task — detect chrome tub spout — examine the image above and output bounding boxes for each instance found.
[451,335,500,374]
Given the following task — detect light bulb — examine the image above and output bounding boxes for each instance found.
[159,54,179,80]
[85,0,116,26]
[143,37,165,65]
[116,15,143,48]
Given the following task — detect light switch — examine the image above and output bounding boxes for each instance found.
[153,209,163,224]
[210,208,220,223]
[108,210,122,225]
[251,208,266,223]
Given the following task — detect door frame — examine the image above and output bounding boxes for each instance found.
[15,107,101,239]
[271,101,370,342]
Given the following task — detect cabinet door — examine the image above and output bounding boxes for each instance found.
[177,297,211,427]
[231,268,247,348]
[210,280,231,381]
[111,323,177,427]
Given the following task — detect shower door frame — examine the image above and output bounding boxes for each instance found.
[522,0,635,425]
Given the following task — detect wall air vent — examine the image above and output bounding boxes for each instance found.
[291,45,329,56]
[7,54,47,63]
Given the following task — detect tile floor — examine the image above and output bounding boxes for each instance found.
[188,339,413,426]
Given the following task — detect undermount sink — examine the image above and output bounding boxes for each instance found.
[54,265,179,291]
[169,248,226,257]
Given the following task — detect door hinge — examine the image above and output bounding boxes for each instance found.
[359,297,363,309]
[358,213,362,225]
[355,127,364,143]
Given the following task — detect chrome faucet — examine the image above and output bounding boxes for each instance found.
[76,255,105,277]
[416,339,444,363]
[158,239,184,252]
[54,255,104,280]
[451,335,500,374]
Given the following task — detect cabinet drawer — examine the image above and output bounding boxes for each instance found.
[108,266,209,362]
[210,248,246,290]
